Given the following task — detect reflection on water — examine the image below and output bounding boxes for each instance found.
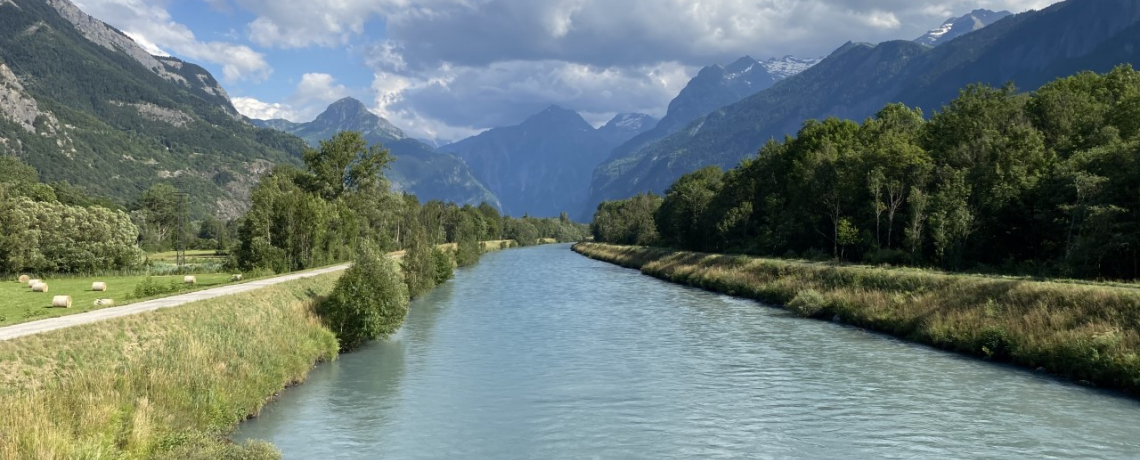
[236,244,1140,459]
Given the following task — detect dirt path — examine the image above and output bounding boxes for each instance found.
[0,264,350,341]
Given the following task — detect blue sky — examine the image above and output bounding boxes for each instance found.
[74,0,1061,143]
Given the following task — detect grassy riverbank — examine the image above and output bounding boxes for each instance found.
[0,272,341,459]
[573,243,1140,395]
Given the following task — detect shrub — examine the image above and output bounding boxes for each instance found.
[130,277,183,299]
[787,289,828,318]
[402,238,437,299]
[432,247,455,284]
[315,241,409,351]
[455,238,482,267]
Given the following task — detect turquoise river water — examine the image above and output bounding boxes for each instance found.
[235,244,1140,459]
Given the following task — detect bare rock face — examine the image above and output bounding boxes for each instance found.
[110,101,195,127]
[0,63,43,133]
[45,0,187,86]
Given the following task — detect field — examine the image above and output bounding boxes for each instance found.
[0,274,235,327]
[574,243,1140,396]
[0,271,341,459]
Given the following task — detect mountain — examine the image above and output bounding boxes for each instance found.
[582,55,811,218]
[253,97,501,208]
[583,0,1140,218]
[760,55,825,79]
[595,112,657,147]
[915,9,1013,47]
[0,0,306,219]
[440,105,641,218]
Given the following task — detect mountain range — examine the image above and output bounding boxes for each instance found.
[581,1,1140,219]
[582,54,819,218]
[253,98,501,208]
[440,106,655,217]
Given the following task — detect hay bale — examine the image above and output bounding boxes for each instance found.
[184,276,197,285]
[94,298,115,307]
[231,274,243,282]
[92,281,108,292]
[28,278,42,288]
[17,275,29,284]
[31,282,48,293]
[52,295,72,308]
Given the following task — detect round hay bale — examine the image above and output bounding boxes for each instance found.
[28,278,42,288]
[52,295,72,308]
[17,275,30,284]
[31,282,48,293]
[184,276,197,285]
[231,274,243,282]
[92,281,108,292]
[94,298,115,307]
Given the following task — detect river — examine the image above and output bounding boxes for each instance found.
[235,244,1140,459]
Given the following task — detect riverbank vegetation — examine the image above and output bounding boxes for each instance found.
[574,243,1140,395]
[593,66,1140,281]
[0,272,342,459]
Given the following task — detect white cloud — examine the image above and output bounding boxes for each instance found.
[232,73,352,122]
[72,0,271,82]
[232,97,298,120]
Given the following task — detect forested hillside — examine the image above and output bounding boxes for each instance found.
[0,0,305,219]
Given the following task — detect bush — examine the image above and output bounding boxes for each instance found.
[866,248,911,266]
[787,289,828,318]
[432,247,455,284]
[130,277,184,299]
[315,242,409,351]
[402,238,437,299]
[455,238,482,267]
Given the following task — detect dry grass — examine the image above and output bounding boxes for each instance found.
[574,243,1140,395]
[0,272,342,459]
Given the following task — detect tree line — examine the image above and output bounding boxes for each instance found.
[1,131,589,275]
[592,66,1140,280]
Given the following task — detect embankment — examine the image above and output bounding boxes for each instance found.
[0,271,342,459]
[573,243,1140,396]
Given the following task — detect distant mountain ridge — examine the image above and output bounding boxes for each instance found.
[915,9,1012,47]
[582,54,817,218]
[582,0,1140,218]
[0,0,306,218]
[253,97,502,209]
[441,105,655,217]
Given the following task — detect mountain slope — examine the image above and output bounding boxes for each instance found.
[253,98,501,208]
[441,105,627,217]
[596,112,657,147]
[583,55,815,218]
[915,9,1012,47]
[0,0,305,218]
[586,0,1140,218]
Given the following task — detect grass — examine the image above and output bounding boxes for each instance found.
[0,274,235,327]
[574,243,1140,396]
[0,271,341,460]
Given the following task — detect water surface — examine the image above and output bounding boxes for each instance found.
[236,244,1140,459]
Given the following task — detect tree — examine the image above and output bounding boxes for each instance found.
[303,131,393,200]
[315,241,409,351]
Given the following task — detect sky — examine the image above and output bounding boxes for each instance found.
[73,0,1062,143]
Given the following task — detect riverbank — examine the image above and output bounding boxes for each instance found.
[0,271,341,459]
[573,243,1140,396]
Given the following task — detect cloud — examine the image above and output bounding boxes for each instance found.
[72,0,271,82]
[232,73,352,121]
[232,97,298,120]
[218,0,1063,141]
